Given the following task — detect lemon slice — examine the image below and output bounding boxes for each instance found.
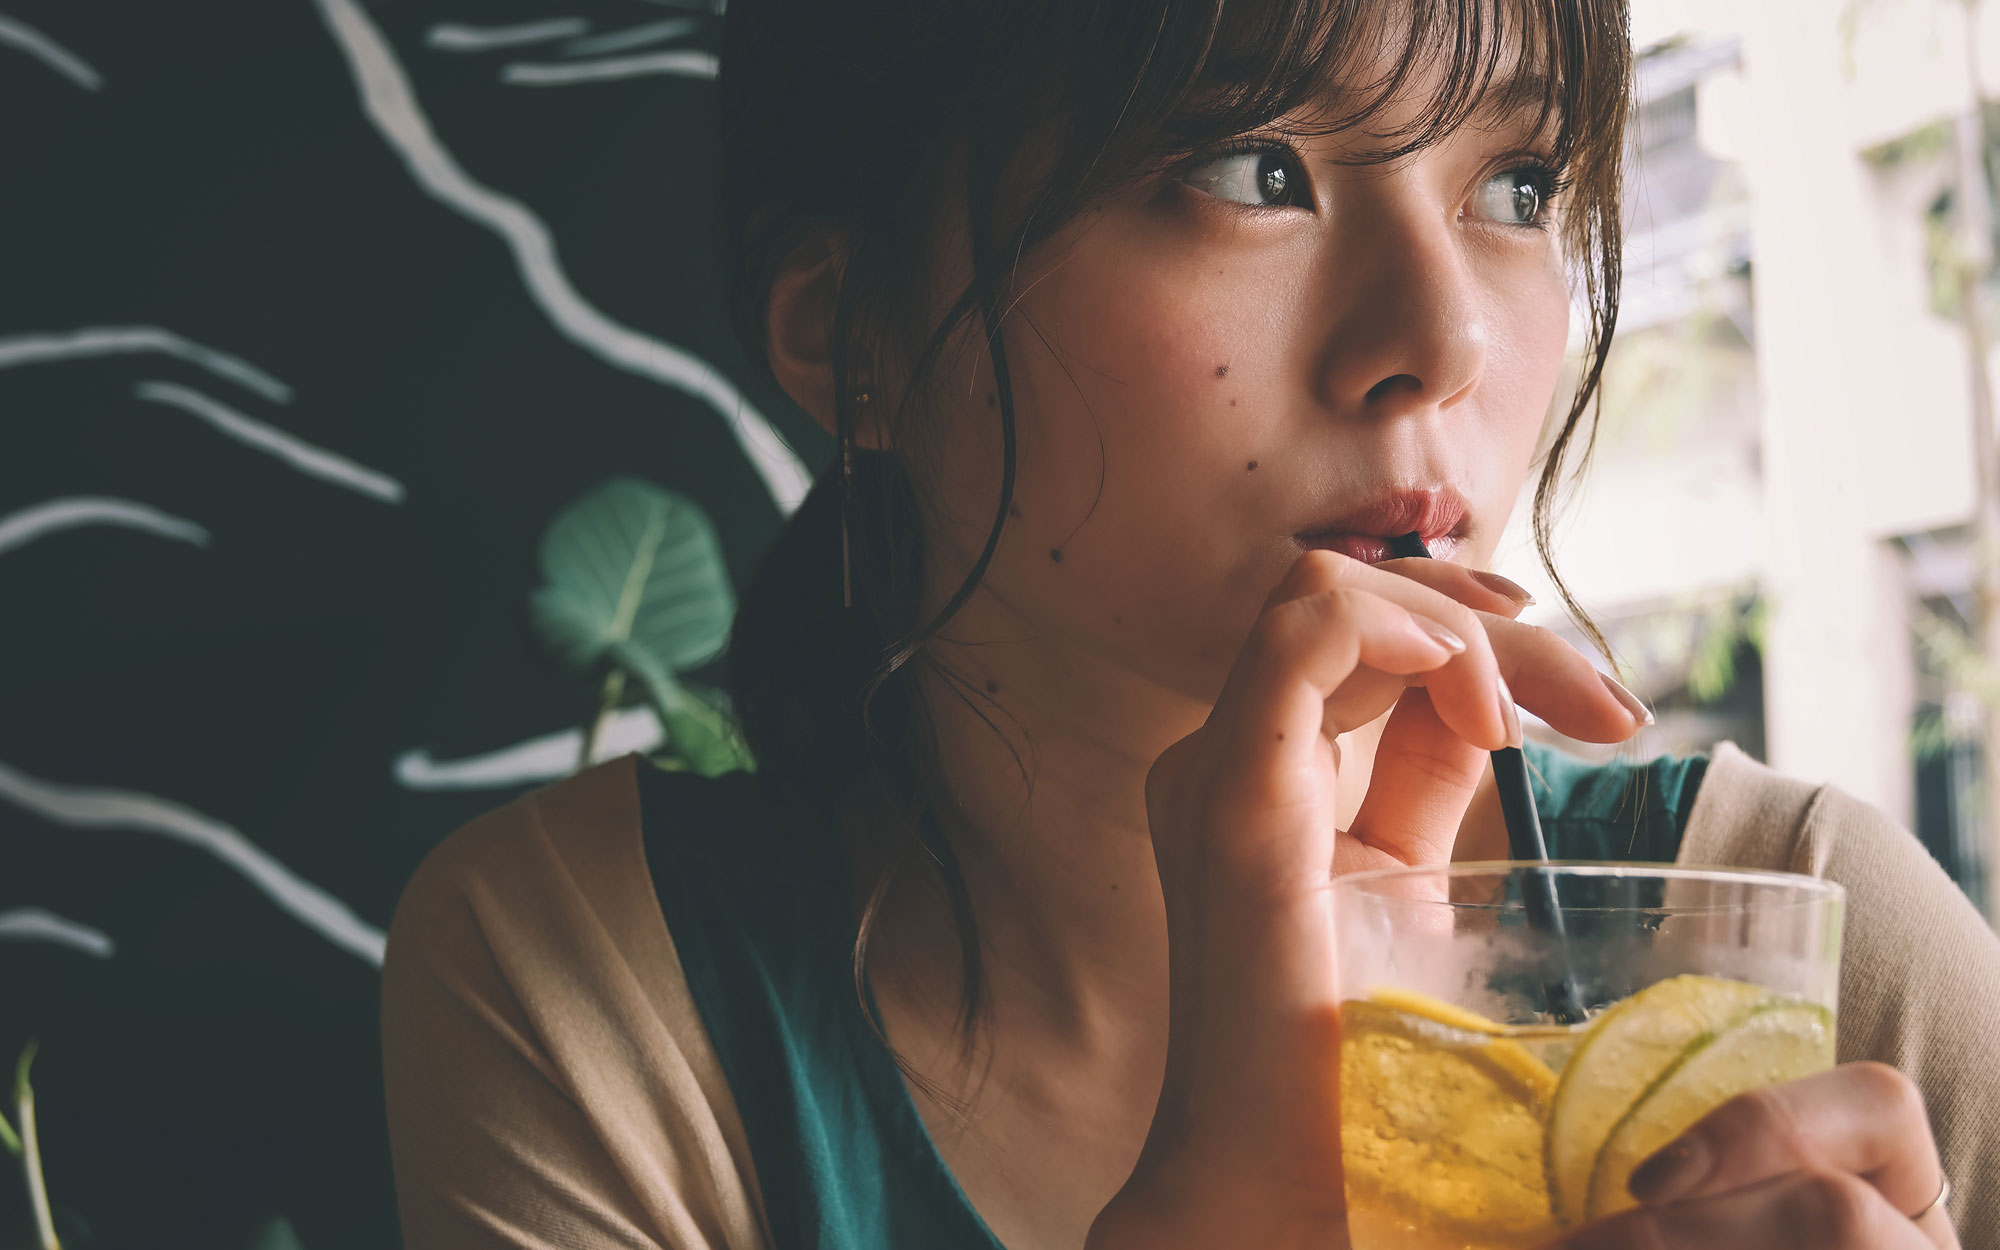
[1367,986,1514,1035]
[1340,996,1558,1243]
[1543,975,1771,1226]
[1583,1000,1836,1222]
[1360,988,1558,1094]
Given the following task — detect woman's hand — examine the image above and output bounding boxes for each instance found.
[1553,1063,1959,1249]
[1087,550,1646,1248]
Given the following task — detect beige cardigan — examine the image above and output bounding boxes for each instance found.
[381,745,1999,1248]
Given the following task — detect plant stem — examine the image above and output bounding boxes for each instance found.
[14,1041,58,1250]
[580,668,626,770]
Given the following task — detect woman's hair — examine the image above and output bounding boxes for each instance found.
[724,0,1632,1054]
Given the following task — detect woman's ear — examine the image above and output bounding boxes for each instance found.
[766,233,852,442]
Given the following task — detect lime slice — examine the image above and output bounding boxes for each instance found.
[1340,998,1558,1243]
[1544,975,1771,1226]
[1583,1000,1836,1222]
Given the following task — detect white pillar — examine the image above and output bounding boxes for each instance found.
[1736,0,1914,823]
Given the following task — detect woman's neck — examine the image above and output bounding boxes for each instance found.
[868,614,1400,1050]
[864,637,1509,1057]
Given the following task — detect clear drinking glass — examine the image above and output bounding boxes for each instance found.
[1332,862,1845,1250]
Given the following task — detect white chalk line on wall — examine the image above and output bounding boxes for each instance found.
[0,761,387,967]
[0,497,210,558]
[426,19,588,51]
[134,381,407,504]
[0,326,293,403]
[311,0,812,514]
[394,706,665,791]
[0,14,102,90]
[503,49,717,84]
[559,18,697,57]
[0,909,115,959]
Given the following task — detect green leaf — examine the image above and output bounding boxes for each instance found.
[613,641,755,776]
[531,478,735,677]
[245,1216,307,1250]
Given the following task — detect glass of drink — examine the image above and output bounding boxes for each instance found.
[1332,862,1845,1250]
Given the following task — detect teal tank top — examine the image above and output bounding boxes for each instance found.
[640,744,1708,1249]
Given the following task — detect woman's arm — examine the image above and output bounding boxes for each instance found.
[381,763,769,1250]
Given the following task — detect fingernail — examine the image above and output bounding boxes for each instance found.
[1629,1135,1712,1204]
[1497,675,1523,749]
[1600,672,1656,727]
[1413,613,1467,654]
[1470,570,1536,606]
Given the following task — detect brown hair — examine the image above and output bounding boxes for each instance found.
[723,0,1631,1050]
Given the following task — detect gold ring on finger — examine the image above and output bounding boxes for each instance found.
[1907,1172,1952,1224]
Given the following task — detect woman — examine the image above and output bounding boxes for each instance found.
[380,0,1998,1246]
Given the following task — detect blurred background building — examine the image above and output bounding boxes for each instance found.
[1501,0,2000,918]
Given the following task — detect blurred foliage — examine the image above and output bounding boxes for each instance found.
[532,478,754,777]
[1687,596,1767,704]
[1596,302,1755,457]
[1597,590,1763,711]
[1913,610,2000,760]
[1912,706,1957,762]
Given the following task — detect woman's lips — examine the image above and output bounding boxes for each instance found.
[1297,532,1466,564]
[1293,487,1470,563]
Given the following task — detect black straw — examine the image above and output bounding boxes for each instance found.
[1389,532,1588,1025]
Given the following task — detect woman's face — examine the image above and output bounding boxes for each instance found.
[906,75,1574,708]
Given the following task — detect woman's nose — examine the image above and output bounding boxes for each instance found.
[1313,202,1489,421]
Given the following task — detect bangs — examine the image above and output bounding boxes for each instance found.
[1073,0,1629,186]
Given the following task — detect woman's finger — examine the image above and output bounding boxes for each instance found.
[1557,1170,1944,1250]
[1227,551,1509,750]
[1628,1063,1945,1225]
[1477,612,1652,744]
[1341,688,1488,870]
[1203,583,1472,797]
[1256,552,1512,751]
[1374,556,1538,619]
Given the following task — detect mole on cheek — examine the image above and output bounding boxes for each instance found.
[984,679,1000,695]
[1230,398,1238,407]
[1247,460,1259,472]
[1214,364,1229,379]
[1049,548,1064,564]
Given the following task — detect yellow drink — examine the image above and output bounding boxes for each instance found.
[1332,863,1844,1247]
[1338,979,1836,1248]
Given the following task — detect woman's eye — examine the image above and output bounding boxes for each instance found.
[1178,147,1305,208]
[1473,166,1553,227]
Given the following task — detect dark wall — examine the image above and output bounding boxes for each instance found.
[0,3,821,1245]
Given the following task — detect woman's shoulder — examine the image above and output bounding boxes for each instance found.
[386,755,687,995]
[394,755,648,931]
[381,756,774,1250]
[391,756,822,935]
[633,759,840,890]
